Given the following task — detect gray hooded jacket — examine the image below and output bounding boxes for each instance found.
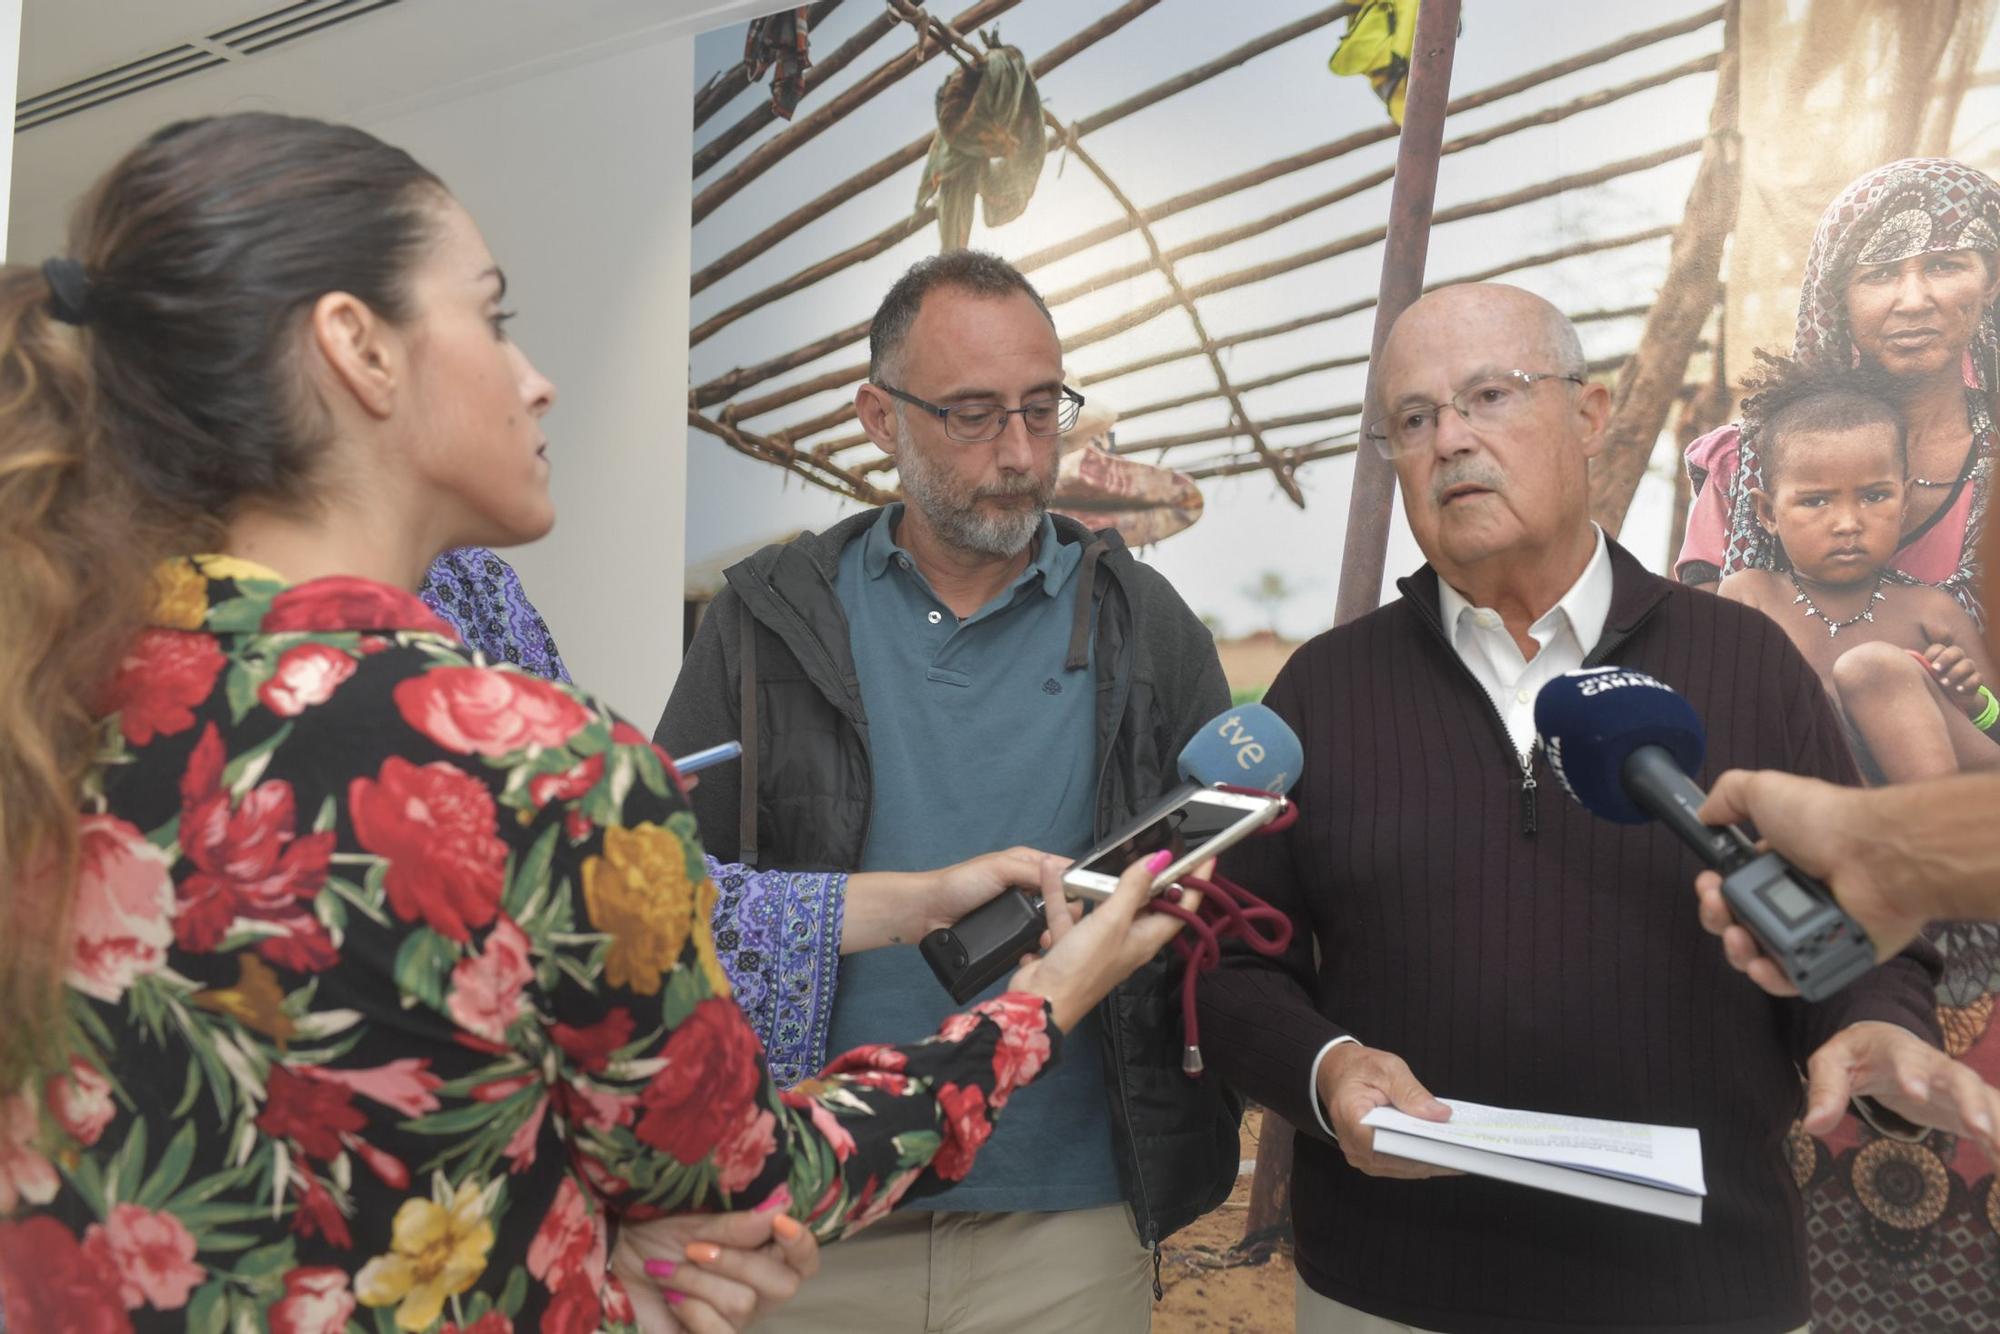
[656,508,1240,1252]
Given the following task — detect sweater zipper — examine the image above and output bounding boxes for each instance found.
[1412,591,1671,837]
[1411,603,1543,837]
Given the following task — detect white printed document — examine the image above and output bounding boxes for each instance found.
[1361,1099,1707,1224]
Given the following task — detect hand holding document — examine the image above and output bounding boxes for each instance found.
[1361,1099,1708,1223]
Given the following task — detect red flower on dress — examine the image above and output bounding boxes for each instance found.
[0,1216,132,1334]
[980,993,1052,1110]
[928,1083,991,1182]
[635,998,764,1163]
[66,814,176,1003]
[541,1274,603,1334]
[446,916,534,1043]
[104,629,225,746]
[262,578,451,636]
[549,1009,635,1074]
[822,1043,909,1076]
[258,1065,367,1162]
[714,1106,778,1193]
[47,1057,116,1147]
[268,1267,355,1334]
[291,1172,351,1250]
[529,753,605,808]
[443,1314,514,1334]
[82,1203,204,1312]
[259,643,358,717]
[394,666,592,758]
[348,756,506,942]
[527,1175,605,1293]
[174,724,337,972]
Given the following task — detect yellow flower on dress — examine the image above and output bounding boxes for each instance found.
[190,552,287,585]
[355,1181,495,1331]
[192,954,295,1047]
[580,823,694,995]
[150,559,208,630]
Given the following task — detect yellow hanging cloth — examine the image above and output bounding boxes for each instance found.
[1329,0,1421,124]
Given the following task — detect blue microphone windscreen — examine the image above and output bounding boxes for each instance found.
[1178,703,1304,794]
[1533,668,1705,824]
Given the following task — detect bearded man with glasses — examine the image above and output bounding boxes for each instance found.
[1197,283,1956,1334]
[658,251,1237,1333]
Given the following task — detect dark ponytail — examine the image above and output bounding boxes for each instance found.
[0,112,446,1088]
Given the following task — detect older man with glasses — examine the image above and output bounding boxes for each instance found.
[1197,283,1967,1334]
[657,250,1238,1333]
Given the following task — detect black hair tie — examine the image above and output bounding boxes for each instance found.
[42,258,94,326]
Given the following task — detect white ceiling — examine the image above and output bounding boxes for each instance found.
[8,0,787,255]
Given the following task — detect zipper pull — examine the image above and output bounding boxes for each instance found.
[1152,1241,1164,1301]
[1519,751,1538,836]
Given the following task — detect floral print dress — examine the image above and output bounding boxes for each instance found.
[0,556,1057,1334]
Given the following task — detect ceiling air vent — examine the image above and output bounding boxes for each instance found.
[16,0,406,133]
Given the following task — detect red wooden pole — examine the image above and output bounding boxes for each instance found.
[1332,0,1463,625]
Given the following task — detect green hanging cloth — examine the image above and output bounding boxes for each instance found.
[917,41,1046,252]
[1330,0,1420,124]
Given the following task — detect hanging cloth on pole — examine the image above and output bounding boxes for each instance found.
[744,8,814,120]
[1329,0,1421,124]
[917,40,1047,251]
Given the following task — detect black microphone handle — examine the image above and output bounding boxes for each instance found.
[1619,746,1759,871]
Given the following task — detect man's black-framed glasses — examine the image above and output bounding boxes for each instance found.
[877,383,1085,443]
[1363,370,1585,460]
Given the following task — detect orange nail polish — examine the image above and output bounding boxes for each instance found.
[772,1214,805,1242]
[686,1241,722,1265]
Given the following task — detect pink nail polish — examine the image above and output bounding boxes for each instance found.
[665,1290,685,1306]
[644,1259,678,1279]
[754,1194,784,1213]
[1144,849,1173,874]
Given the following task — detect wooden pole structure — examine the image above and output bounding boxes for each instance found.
[1587,1,1740,534]
[1244,0,1461,1252]
[1331,0,1461,624]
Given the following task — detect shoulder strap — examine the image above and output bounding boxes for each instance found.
[738,610,760,867]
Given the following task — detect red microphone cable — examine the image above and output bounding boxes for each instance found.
[1143,784,1297,1075]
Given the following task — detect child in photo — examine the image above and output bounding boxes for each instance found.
[1718,355,2000,783]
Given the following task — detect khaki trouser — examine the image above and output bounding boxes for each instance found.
[1296,1276,1809,1334]
[759,1203,1152,1334]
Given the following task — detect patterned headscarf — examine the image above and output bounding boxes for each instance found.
[1724,158,2000,614]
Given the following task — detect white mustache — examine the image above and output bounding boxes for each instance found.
[1432,460,1506,506]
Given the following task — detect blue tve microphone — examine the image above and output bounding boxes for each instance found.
[1172,702,1303,798]
[1535,668,1876,1001]
[919,705,1302,1003]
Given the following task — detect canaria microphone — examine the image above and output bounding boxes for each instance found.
[919,704,1303,1003]
[1533,667,1876,1001]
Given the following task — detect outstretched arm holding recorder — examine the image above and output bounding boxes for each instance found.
[1692,769,2000,1166]
[1692,768,2000,971]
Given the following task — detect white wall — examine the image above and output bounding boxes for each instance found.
[4,0,791,728]
[366,44,694,727]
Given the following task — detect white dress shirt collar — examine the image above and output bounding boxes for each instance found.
[1434,525,1614,756]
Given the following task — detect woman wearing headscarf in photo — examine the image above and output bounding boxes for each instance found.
[1677,157,2000,1332]
[1678,157,1999,619]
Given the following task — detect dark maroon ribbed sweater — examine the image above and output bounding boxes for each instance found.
[1201,540,1942,1334]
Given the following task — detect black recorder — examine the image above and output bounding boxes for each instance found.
[1536,668,1878,1003]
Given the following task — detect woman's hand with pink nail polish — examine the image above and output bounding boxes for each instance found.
[611,1207,819,1332]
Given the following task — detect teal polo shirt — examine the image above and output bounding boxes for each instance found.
[828,505,1119,1212]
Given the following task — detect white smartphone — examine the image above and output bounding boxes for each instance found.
[1060,787,1284,902]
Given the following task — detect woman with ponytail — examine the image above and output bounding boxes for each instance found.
[0,113,1182,1333]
